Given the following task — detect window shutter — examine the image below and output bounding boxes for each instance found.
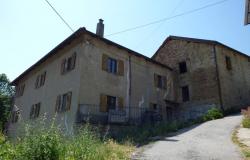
[71,52,76,70]
[154,74,158,87]
[100,94,108,112]
[118,60,124,76]
[35,75,40,88]
[55,95,61,112]
[118,97,124,110]
[30,105,35,119]
[163,76,167,89]
[61,59,66,74]
[21,84,25,96]
[102,54,108,71]
[36,103,41,117]
[66,92,72,111]
[42,72,46,86]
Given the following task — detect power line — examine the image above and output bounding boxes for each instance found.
[134,0,185,48]
[105,0,230,37]
[44,0,74,32]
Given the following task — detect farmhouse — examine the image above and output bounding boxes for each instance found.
[8,20,250,136]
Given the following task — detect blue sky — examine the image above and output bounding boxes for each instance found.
[1,0,249,81]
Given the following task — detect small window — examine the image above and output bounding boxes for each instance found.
[35,71,46,89]
[150,103,158,111]
[61,53,76,74]
[181,86,190,102]
[30,103,41,119]
[15,84,25,97]
[11,110,19,123]
[107,96,116,110]
[154,74,166,89]
[102,54,124,76]
[107,58,117,74]
[179,61,187,74]
[225,56,232,70]
[55,91,72,113]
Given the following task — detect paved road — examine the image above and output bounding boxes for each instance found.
[136,115,243,160]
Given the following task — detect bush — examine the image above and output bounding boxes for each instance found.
[242,117,250,128]
[203,108,224,121]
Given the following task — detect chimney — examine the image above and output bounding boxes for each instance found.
[96,19,104,37]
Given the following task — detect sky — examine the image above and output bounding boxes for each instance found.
[1,0,249,81]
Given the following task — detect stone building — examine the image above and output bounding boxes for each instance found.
[8,20,250,137]
[152,36,250,115]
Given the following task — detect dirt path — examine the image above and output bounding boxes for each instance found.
[135,115,243,160]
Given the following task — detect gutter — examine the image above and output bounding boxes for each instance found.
[213,45,225,112]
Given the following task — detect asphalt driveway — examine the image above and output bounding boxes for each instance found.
[135,114,243,160]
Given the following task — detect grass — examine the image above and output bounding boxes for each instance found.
[0,121,134,160]
[242,117,250,128]
[232,128,250,160]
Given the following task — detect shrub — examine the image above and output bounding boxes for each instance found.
[242,117,250,128]
[203,107,223,121]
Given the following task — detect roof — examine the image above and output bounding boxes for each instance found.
[11,28,172,85]
[152,35,250,59]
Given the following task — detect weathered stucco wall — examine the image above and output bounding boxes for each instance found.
[78,34,176,120]
[153,39,221,110]
[8,37,83,137]
[215,45,250,111]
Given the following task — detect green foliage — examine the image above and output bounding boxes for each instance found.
[242,117,250,128]
[203,107,224,121]
[0,73,14,132]
[0,122,133,160]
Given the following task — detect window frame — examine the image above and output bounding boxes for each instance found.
[181,85,190,102]
[179,61,187,74]
[107,57,117,74]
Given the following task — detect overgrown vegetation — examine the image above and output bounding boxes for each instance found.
[232,128,250,160]
[242,107,250,128]
[202,107,224,121]
[0,121,133,160]
[0,73,14,132]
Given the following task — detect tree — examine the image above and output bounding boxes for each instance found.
[0,74,14,132]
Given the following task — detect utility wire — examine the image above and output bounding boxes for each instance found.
[44,0,74,32]
[134,0,185,48]
[105,0,230,37]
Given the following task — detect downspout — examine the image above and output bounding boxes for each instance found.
[126,56,132,119]
[213,45,225,112]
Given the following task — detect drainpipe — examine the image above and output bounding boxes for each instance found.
[213,45,225,112]
[126,56,132,120]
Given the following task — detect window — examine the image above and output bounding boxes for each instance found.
[154,74,167,89]
[30,103,41,119]
[108,58,117,74]
[99,94,124,112]
[225,56,232,70]
[179,61,187,74]
[15,84,25,97]
[102,54,124,76]
[181,86,190,102]
[150,103,158,111]
[107,96,116,110]
[55,91,72,113]
[35,71,46,89]
[61,52,76,74]
[11,110,19,123]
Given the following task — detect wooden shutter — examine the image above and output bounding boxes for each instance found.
[35,75,40,88]
[42,72,46,86]
[66,92,72,111]
[118,97,124,110]
[100,94,108,112]
[61,59,66,74]
[154,74,158,87]
[35,103,41,118]
[163,76,167,89]
[30,105,35,119]
[117,60,124,76]
[55,95,61,112]
[71,52,76,70]
[102,54,108,71]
